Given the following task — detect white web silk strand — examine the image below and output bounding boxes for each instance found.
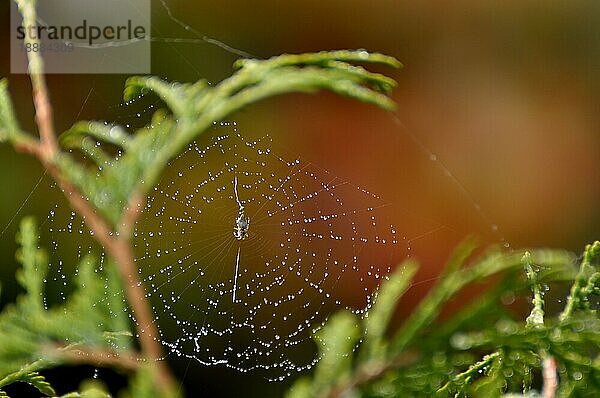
[233,246,241,303]
[234,175,244,212]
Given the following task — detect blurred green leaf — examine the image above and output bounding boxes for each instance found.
[0,79,18,142]
[313,311,361,393]
[0,370,55,397]
[362,260,418,361]
[120,364,181,398]
[57,380,112,398]
[15,217,47,315]
[287,311,360,398]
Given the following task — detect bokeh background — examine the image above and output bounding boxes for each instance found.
[1,1,599,397]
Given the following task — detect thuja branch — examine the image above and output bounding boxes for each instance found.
[14,0,57,157]
[49,346,143,372]
[286,246,577,398]
[523,251,545,327]
[9,0,174,392]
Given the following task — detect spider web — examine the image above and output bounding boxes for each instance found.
[44,122,409,380]
[35,110,501,387]
[134,125,404,379]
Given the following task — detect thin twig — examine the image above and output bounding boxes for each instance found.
[50,346,145,372]
[109,238,176,389]
[15,0,57,157]
[13,137,41,156]
[542,356,558,398]
[119,191,145,237]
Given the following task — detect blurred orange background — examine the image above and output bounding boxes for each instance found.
[1,1,598,396]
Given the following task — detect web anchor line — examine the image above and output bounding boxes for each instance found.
[233,246,241,303]
[390,114,508,247]
[158,0,257,59]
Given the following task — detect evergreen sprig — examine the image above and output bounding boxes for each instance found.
[0,371,55,397]
[0,218,180,397]
[560,241,600,321]
[0,218,134,396]
[285,242,600,398]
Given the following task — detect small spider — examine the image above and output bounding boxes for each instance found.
[232,175,250,240]
[234,212,250,240]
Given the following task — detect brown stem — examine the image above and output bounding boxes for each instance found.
[108,237,176,389]
[13,137,42,157]
[50,346,144,372]
[15,0,57,157]
[32,81,57,156]
[119,192,145,237]
[542,356,558,398]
